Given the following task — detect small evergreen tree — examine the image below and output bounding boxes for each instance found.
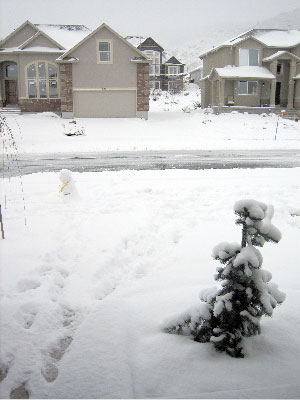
[164,199,286,358]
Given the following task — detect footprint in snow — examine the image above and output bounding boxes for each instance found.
[19,303,39,329]
[9,383,29,399]
[41,362,58,383]
[0,363,9,383]
[62,308,76,327]
[0,354,14,383]
[41,336,73,383]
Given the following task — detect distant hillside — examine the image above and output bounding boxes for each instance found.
[167,8,300,71]
[255,8,300,30]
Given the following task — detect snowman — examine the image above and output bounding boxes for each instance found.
[59,169,76,196]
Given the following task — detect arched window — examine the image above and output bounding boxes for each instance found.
[26,61,58,99]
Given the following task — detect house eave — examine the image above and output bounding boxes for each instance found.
[130,58,151,64]
[0,49,64,54]
[56,58,79,63]
[262,51,300,63]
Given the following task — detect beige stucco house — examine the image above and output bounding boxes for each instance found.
[200,29,300,112]
[0,21,150,118]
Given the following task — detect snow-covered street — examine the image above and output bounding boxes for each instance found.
[0,168,299,398]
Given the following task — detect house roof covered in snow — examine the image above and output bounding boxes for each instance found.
[262,50,300,63]
[125,36,146,48]
[200,29,300,59]
[190,66,203,73]
[34,24,91,50]
[213,66,275,79]
[0,21,148,63]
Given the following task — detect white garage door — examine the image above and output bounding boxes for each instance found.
[74,90,137,118]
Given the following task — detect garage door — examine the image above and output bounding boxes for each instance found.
[73,90,137,118]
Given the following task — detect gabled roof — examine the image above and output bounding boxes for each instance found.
[164,56,184,65]
[200,29,300,59]
[190,66,202,73]
[35,24,91,50]
[138,37,164,52]
[125,36,146,48]
[0,20,38,47]
[0,20,90,54]
[19,30,65,50]
[213,66,275,80]
[59,23,149,62]
[262,50,300,63]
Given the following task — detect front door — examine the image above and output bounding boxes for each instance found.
[5,80,18,105]
[275,82,281,106]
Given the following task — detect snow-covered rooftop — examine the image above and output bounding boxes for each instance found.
[262,50,289,62]
[35,24,91,50]
[254,29,300,47]
[200,29,300,58]
[214,66,275,79]
[190,66,203,73]
[125,36,145,48]
[262,50,300,62]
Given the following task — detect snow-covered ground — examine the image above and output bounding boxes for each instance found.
[2,85,300,154]
[0,167,299,398]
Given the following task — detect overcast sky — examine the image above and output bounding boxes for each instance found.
[0,0,299,47]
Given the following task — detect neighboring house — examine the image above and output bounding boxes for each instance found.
[0,20,150,118]
[200,29,300,111]
[189,66,202,86]
[125,36,185,93]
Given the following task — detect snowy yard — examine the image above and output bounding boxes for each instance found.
[1,85,300,398]
[2,85,300,154]
[0,167,299,398]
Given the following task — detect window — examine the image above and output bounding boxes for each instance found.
[98,41,112,63]
[143,50,160,76]
[6,64,17,78]
[239,48,259,66]
[150,81,160,90]
[168,81,178,93]
[238,80,258,95]
[277,63,283,75]
[26,61,58,98]
[168,65,179,75]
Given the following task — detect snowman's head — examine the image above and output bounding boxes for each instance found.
[59,169,72,184]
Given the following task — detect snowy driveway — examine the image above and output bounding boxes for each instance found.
[3,149,300,178]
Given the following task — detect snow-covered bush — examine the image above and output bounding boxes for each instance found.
[164,199,285,358]
[151,89,162,101]
[62,120,85,136]
[193,101,201,109]
[182,105,192,113]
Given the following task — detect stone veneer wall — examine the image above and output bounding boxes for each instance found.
[137,63,149,112]
[295,100,300,110]
[59,63,73,113]
[19,99,61,112]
